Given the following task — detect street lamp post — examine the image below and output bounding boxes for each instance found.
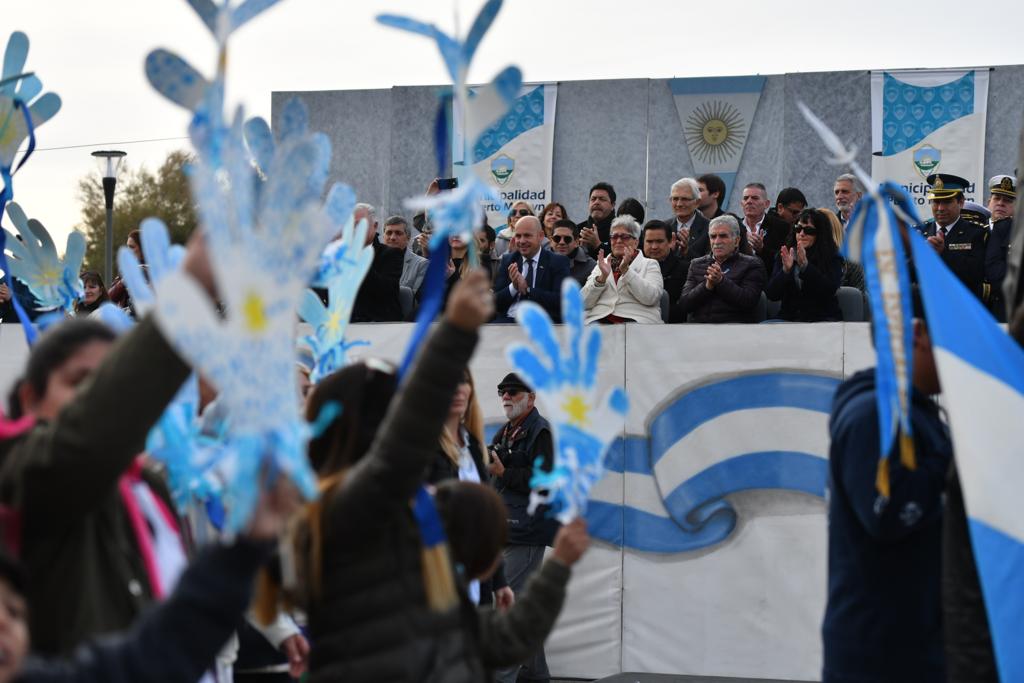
[90,150,127,286]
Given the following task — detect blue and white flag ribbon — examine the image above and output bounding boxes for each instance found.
[908,227,1024,683]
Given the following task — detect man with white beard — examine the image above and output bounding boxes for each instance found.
[488,372,559,683]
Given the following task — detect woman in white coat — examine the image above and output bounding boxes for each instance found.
[580,215,665,324]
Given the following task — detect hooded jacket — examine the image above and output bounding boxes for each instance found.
[822,369,952,683]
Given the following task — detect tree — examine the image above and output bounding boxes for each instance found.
[77,150,198,274]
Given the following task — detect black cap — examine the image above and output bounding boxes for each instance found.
[497,372,531,394]
[925,173,970,200]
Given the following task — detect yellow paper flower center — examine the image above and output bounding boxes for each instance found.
[562,393,590,428]
[242,292,268,332]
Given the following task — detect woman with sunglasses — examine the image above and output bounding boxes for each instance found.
[494,201,535,259]
[766,208,843,321]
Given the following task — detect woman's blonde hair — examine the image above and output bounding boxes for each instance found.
[818,207,845,248]
[439,368,487,466]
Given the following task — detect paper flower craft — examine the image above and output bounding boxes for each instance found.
[2,202,84,313]
[144,0,282,163]
[0,31,61,192]
[506,279,629,523]
[297,215,374,384]
[150,110,337,531]
[117,217,187,318]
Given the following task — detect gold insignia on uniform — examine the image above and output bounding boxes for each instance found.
[1001,176,1014,191]
[933,177,944,190]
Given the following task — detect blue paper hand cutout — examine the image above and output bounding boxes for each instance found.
[2,202,83,313]
[297,216,374,384]
[507,279,629,523]
[0,32,61,181]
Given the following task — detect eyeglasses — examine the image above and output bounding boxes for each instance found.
[498,388,524,397]
[513,209,532,217]
[670,196,696,203]
[551,234,574,244]
[610,233,635,241]
[794,225,818,235]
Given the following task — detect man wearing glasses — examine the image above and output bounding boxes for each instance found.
[667,177,711,259]
[489,372,558,683]
[581,215,664,324]
[549,219,596,287]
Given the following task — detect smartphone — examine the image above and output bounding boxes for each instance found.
[437,177,459,190]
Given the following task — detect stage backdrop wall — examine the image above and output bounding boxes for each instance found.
[0,322,877,681]
[275,64,1024,229]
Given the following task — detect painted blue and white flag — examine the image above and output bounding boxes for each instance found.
[871,69,989,206]
[908,227,1024,683]
[670,76,765,209]
[453,83,556,230]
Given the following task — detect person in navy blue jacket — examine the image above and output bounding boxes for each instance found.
[492,216,570,323]
[823,308,953,683]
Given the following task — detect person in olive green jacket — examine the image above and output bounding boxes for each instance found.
[0,238,214,656]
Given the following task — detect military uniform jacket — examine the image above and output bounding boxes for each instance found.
[985,217,1013,322]
[917,217,988,302]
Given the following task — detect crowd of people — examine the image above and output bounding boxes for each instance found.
[327,170,1015,328]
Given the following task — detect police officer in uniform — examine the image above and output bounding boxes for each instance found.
[985,174,1015,321]
[916,173,989,303]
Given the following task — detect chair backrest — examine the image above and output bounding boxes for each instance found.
[836,286,864,322]
[660,290,670,323]
[398,286,414,320]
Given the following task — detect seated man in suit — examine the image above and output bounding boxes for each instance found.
[677,215,766,323]
[582,215,664,324]
[493,215,571,323]
[382,215,428,295]
[667,177,711,260]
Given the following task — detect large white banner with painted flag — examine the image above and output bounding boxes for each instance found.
[871,69,989,206]
[670,76,765,210]
[453,83,556,229]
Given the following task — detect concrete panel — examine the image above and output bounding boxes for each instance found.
[550,79,650,224]
[985,65,1024,183]
[273,88,393,227]
[732,74,786,214]
[647,78,696,222]
[387,85,447,220]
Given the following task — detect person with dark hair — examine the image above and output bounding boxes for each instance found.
[538,202,570,241]
[577,182,616,257]
[915,173,988,304]
[697,174,727,221]
[107,230,145,313]
[824,306,952,681]
[677,215,766,323]
[549,219,595,287]
[751,188,807,275]
[74,271,109,316]
[474,225,500,283]
[0,236,217,656]
[984,175,1015,322]
[382,215,428,296]
[424,369,513,611]
[350,203,405,322]
[616,197,645,225]
[641,220,688,316]
[0,485,297,683]
[765,208,843,322]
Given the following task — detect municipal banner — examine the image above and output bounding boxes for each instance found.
[669,76,766,209]
[453,83,557,229]
[871,69,989,206]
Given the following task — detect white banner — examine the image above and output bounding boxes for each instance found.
[871,69,989,206]
[670,76,766,209]
[454,83,557,229]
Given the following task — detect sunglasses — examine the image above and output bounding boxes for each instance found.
[610,233,635,241]
[551,234,574,244]
[794,225,818,235]
[498,388,524,397]
[512,209,532,217]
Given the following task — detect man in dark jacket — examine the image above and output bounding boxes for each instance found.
[753,188,806,275]
[676,215,765,323]
[549,220,596,287]
[984,174,1015,322]
[915,174,988,304]
[641,220,687,320]
[666,177,711,259]
[489,373,558,683]
[493,217,571,323]
[350,203,404,322]
[577,182,616,258]
[823,313,952,682]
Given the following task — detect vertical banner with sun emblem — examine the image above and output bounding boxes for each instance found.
[871,69,989,206]
[669,76,766,209]
[453,83,557,228]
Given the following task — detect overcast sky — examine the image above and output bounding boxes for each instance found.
[8,0,1024,253]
